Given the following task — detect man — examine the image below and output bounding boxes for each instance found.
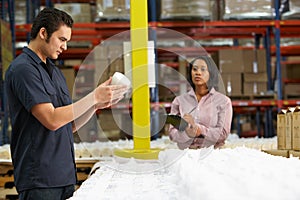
[5,7,128,199]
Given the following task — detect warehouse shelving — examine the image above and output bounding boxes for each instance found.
[12,21,300,137]
[2,0,300,140]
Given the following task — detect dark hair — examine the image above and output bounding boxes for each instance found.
[30,7,73,41]
[187,55,220,91]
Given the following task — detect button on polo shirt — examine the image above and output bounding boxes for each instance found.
[5,47,77,193]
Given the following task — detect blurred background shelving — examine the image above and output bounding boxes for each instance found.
[1,0,300,142]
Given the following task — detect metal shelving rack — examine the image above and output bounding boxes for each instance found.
[3,0,300,140]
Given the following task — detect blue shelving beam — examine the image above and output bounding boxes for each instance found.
[274,0,282,100]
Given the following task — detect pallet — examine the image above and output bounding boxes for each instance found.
[0,159,99,189]
[284,94,300,100]
[0,187,18,200]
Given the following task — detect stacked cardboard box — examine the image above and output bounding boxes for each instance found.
[281,58,300,99]
[92,44,124,87]
[219,49,243,96]
[219,49,267,96]
[277,107,300,158]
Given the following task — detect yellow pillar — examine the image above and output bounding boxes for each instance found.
[113,0,161,160]
[131,0,150,150]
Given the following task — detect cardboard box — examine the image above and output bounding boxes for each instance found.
[277,109,287,150]
[219,49,267,74]
[243,49,267,73]
[281,63,300,80]
[93,45,109,60]
[61,68,75,95]
[98,109,122,132]
[285,107,294,150]
[292,106,300,150]
[262,149,289,158]
[243,82,267,95]
[63,59,83,67]
[94,59,110,87]
[219,49,245,73]
[284,83,300,98]
[109,58,124,76]
[108,45,123,61]
[221,73,242,95]
[243,73,268,82]
[289,150,300,158]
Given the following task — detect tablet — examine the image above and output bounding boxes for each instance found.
[165,114,189,131]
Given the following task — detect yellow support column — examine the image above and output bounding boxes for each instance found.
[113,0,161,160]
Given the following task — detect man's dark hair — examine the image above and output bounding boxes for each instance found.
[187,55,220,91]
[30,7,73,42]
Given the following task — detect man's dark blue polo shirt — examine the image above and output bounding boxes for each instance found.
[5,47,77,192]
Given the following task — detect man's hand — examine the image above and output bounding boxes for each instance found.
[94,77,129,109]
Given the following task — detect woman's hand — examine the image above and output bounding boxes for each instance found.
[183,114,200,138]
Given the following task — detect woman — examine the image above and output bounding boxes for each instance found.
[168,55,233,149]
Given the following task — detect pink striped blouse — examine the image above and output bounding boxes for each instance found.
[168,88,233,149]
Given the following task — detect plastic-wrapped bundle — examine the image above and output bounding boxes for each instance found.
[223,0,274,20]
[95,0,130,22]
[54,3,92,23]
[282,0,300,19]
[160,0,211,20]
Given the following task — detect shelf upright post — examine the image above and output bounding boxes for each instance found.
[264,27,272,91]
[263,27,274,137]
[45,0,52,8]
[274,0,282,102]
[148,0,160,140]
[1,0,5,20]
[31,0,40,16]
[7,0,15,58]
[26,0,31,43]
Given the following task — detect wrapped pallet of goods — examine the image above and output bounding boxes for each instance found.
[223,0,274,20]
[54,3,92,23]
[160,0,211,20]
[282,0,300,19]
[95,0,130,21]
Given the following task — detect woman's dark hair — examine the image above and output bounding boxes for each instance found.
[187,55,220,91]
[30,7,73,41]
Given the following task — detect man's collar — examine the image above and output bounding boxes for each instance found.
[23,47,43,65]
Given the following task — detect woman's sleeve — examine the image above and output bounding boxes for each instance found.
[198,96,233,144]
[168,97,194,149]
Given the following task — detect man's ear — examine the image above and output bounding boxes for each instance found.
[39,27,48,41]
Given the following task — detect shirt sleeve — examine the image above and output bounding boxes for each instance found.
[199,96,232,145]
[12,64,52,112]
[168,97,194,149]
